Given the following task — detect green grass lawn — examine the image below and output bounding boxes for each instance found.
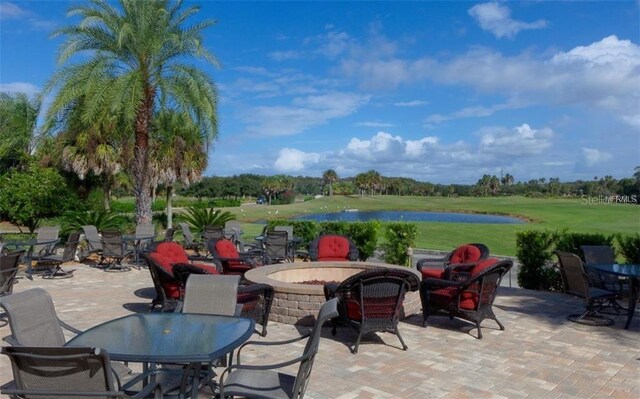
[219,195,639,256]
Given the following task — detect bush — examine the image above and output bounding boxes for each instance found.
[381,222,417,266]
[59,210,128,236]
[180,206,236,234]
[555,231,614,261]
[516,230,560,291]
[109,201,135,213]
[345,221,380,261]
[617,233,640,263]
[152,200,166,212]
[266,220,321,249]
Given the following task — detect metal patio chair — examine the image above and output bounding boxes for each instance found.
[1,346,161,399]
[0,251,23,298]
[36,231,81,278]
[219,298,338,399]
[179,222,205,255]
[101,229,133,271]
[82,225,104,265]
[264,230,290,264]
[555,251,617,326]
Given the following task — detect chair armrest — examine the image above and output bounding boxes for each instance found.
[235,332,311,361]
[59,319,83,335]
[421,278,463,290]
[238,283,273,295]
[416,257,447,271]
[2,335,20,346]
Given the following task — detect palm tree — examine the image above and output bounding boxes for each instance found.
[322,169,338,196]
[150,110,209,228]
[44,0,218,224]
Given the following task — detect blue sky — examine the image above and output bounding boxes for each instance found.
[1,1,639,184]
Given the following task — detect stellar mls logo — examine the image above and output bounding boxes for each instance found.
[581,195,638,205]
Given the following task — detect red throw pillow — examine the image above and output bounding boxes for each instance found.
[450,245,482,264]
[215,239,239,258]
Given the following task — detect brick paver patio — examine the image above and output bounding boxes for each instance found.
[1,263,638,398]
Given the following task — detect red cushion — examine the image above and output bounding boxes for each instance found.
[470,258,498,277]
[345,296,400,321]
[430,258,499,310]
[421,268,445,279]
[215,239,239,258]
[450,245,482,264]
[317,236,350,261]
[152,242,190,268]
[191,263,220,275]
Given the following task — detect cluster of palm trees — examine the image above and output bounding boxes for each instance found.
[260,175,294,205]
[42,0,218,225]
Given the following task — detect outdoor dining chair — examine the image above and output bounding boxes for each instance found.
[218,298,338,399]
[82,225,104,265]
[36,231,81,278]
[182,274,241,316]
[555,251,617,326]
[178,222,205,255]
[101,229,133,271]
[133,223,156,266]
[30,226,61,261]
[0,288,133,379]
[1,346,162,398]
[264,230,290,264]
[581,245,629,305]
[324,268,420,353]
[0,251,23,298]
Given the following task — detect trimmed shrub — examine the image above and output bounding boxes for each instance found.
[381,222,417,266]
[345,221,380,261]
[617,233,640,264]
[555,231,615,261]
[516,230,560,291]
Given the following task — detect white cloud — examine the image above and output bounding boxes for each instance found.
[479,123,553,156]
[342,131,438,162]
[268,50,302,61]
[241,92,370,137]
[394,100,428,107]
[0,2,55,29]
[356,121,395,128]
[582,148,612,167]
[468,1,547,39]
[0,82,40,97]
[274,148,321,172]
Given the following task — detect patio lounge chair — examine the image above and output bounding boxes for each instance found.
[420,258,513,338]
[36,231,80,278]
[132,223,156,267]
[416,243,489,279]
[555,251,617,326]
[219,298,338,399]
[30,226,60,263]
[324,268,420,353]
[308,234,359,262]
[1,346,160,399]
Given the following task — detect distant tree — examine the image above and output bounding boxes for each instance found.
[501,173,514,186]
[0,165,78,232]
[0,92,40,173]
[322,169,338,196]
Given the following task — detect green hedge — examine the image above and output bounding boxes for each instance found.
[381,222,417,266]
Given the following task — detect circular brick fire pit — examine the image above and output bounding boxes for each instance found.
[244,262,421,326]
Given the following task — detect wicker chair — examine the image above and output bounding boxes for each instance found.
[308,234,359,262]
[416,243,489,279]
[1,346,161,398]
[143,242,220,312]
[219,298,338,399]
[555,251,617,326]
[36,231,81,278]
[173,263,274,337]
[208,238,262,276]
[420,258,513,338]
[324,268,420,354]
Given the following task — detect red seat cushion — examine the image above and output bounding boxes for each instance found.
[429,258,499,310]
[450,245,482,264]
[317,236,350,261]
[345,296,400,321]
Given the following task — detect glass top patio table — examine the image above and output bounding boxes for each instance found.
[587,263,639,329]
[66,313,255,363]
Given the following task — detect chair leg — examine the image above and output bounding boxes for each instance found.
[352,330,363,354]
[476,322,483,339]
[395,328,408,350]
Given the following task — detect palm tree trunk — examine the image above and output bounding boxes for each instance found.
[133,86,154,225]
[103,179,111,211]
[166,185,174,229]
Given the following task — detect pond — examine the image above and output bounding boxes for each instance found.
[294,210,525,224]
